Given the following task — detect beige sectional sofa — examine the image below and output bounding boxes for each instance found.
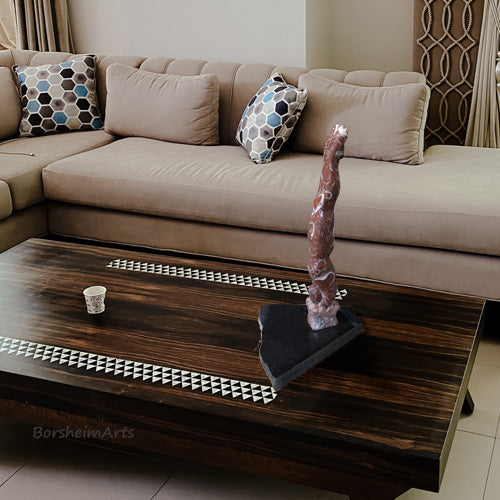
[1,49,499,302]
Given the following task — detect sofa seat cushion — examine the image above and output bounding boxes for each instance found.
[339,145,500,256]
[43,138,326,234]
[42,139,500,257]
[0,181,13,221]
[0,130,116,211]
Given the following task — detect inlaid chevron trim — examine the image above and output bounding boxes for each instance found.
[0,336,278,405]
[106,258,347,300]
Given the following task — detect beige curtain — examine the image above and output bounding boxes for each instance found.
[0,0,16,49]
[11,0,73,52]
[466,0,500,147]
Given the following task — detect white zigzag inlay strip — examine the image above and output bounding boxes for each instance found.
[0,336,278,405]
[106,258,347,300]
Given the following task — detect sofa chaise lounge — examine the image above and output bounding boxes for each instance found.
[1,49,499,303]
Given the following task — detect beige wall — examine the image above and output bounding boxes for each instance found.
[68,0,414,71]
[306,0,332,69]
[328,0,414,71]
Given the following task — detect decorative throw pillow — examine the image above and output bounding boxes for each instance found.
[13,54,103,137]
[0,67,21,140]
[294,73,430,165]
[104,64,220,145]
[236,74,308,164]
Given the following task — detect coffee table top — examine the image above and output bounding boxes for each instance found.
[0,238,485,493]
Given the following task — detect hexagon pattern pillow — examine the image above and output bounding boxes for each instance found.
[13,54,103,137]
[236,73,308,164]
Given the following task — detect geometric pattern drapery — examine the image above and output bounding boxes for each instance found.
[413,0,485,146]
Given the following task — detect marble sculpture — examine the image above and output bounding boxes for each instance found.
[306,124,348,331]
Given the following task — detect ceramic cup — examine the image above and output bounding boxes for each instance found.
[83,285,107,314]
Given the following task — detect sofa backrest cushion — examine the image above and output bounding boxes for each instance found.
[0,66,21,140]
[2,50,427,148]
[294,72,430,164]
[94,56,306,147]
[104,63,220,145]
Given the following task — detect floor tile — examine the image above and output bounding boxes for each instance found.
[0,418,41,486]
[396,430,494,500]
[0,438,176,500]
[153,460,322,500]
[458,363,500,437]
[484,438,500,500]
[476,337,500,368]
[317,487,348,499]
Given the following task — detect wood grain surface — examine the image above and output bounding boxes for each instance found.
[0,239,485,498]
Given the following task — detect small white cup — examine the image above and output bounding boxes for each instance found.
[83,286,107,314]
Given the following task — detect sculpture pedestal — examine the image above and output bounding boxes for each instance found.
[259,304,364,391]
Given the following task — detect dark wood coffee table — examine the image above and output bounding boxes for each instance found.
[0,239,484,499]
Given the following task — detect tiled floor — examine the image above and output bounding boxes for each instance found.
[0,334,499,500]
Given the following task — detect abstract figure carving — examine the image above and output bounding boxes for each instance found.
[258,124,363,390]
[306,124,348,331]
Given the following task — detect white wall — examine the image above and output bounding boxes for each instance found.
[68,0,414,71]
[68,0,307,66]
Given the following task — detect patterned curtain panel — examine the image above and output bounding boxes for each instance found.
[11,0,73,53]
[0,0,16,49]
[413,0,485,146]
[466,0,500,147]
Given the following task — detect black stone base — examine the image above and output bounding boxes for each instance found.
[259,304,364,391]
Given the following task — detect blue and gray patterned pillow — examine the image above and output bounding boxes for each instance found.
[13,54,103,137]
[236,73,308,164]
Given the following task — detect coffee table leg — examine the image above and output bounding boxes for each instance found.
[462,388,475,414]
